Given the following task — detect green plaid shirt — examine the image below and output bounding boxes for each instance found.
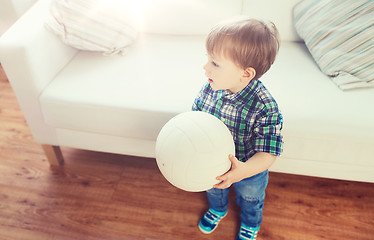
[192,79,283,162]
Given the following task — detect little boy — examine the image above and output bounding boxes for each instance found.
[192,17,283,240]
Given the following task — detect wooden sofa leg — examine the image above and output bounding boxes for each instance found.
[42,144,64,166]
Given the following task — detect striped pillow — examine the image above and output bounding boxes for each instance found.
[293,0,374,90]
[45,0,138,56]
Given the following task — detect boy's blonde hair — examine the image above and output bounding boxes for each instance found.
[206,17,280,79]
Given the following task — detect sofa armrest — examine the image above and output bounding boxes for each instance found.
[0,0,77,144]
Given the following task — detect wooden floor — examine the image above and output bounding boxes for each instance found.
[0,64,373,240]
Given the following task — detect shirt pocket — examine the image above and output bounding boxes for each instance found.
[223,119,250,144]
[235,124,251,143]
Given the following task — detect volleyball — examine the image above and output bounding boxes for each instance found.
[155,111,235,192]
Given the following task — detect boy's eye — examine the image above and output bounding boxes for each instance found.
[212,61,219,67]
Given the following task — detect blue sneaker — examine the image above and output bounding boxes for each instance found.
[237,223,260,240]
[198,208,227,234]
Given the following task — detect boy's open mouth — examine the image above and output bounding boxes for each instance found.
[208,78,213,83]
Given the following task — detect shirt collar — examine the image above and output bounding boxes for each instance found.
[223,79,259,103]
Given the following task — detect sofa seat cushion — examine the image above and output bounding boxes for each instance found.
[262,42,374,168]
[40,36,374,168]
[40,34,206,141]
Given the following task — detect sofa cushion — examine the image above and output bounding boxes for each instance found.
[135,0,243,35]
[45,0,243,54]
[40,35,206,140]
[45,0,138,55]
[40,35,374,169]
[262,42,374,168]
[242,0,302,42]
[294,0,374,90]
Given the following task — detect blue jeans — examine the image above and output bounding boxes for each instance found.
[206,170,269,228]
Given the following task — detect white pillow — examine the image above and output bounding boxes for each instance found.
[294,0,374,90]
[45,0,138,55]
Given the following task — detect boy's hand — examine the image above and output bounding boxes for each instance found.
[213,152,276,189]
[213,154,246,189]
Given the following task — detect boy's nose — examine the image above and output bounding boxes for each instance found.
[203,62,209,72]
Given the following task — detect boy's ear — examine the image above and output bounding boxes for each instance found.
[242,67,256,82]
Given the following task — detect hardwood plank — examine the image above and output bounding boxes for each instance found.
[262,173,374,240]
[0,64,373,240]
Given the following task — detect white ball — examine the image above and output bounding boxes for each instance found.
[155,111,235,192]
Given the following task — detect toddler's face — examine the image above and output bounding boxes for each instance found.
[203,54,246,94]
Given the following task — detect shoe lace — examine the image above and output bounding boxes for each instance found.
[205,210,222,224]
[239,225,258,240]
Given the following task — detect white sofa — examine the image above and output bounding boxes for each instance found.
[0,0,37,36]
[1,0,373,183]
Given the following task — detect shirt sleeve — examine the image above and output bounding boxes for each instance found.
[253,111,283,156]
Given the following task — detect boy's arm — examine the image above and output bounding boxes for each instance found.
[214,109,283,189]
[214,152,276,189]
